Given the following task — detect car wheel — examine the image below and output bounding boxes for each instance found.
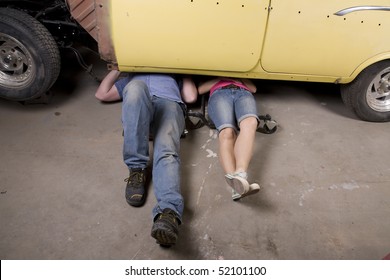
[0,8,60,101]
[341,60,390,122]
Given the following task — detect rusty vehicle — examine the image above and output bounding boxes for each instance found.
[1,0,390,122]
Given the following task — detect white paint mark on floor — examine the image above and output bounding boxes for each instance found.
[330,181,362,191]
[197,163,213,205]
[298,181,369,206]
[206,149,217,158]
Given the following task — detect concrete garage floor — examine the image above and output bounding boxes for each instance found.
[0,54,389,260]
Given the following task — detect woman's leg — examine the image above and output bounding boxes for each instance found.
[218,127,237,175]
[207,90,237,175]
[234,116,258,174]
[228,90,261,199]
[208,89,255,197]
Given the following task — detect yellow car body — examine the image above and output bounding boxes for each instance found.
[70,0,390,121]
[83,0,388,83]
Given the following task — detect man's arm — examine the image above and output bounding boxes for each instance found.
[95,70,122,102]
[181,76,198,103]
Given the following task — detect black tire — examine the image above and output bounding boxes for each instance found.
[341,60,390,122]
[0,8,60,101]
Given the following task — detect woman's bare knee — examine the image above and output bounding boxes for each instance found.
[219,128,236,141]
[239,117,258,131]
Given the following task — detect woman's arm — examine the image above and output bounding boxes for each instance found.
[95,70,122,102]
[181,76,198,103]
[241,78,257,93]
[198,78,221,94]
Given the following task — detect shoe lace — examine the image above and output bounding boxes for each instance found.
[158,210,178,224]
[124,171,144,185]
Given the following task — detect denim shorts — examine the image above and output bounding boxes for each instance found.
[208,88,259,133]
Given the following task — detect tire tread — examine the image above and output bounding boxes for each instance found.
[0,7,61,100]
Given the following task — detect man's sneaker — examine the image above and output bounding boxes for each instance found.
[151,208,180,247]
[124,168,147,207]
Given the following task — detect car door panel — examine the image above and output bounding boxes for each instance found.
[110,0,270,72]
[261,0,390,77]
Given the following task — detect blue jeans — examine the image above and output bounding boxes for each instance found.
[208,88,259,133]
[122,80,185,222]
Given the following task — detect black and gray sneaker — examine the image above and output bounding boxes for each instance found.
[124,168,147,207]
[151,208,180,247]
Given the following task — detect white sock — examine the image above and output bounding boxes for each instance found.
[234,171,248,180]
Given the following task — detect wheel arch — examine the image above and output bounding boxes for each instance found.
[66,0,117,67]
[340,58,390,122]
[341,54,390,84]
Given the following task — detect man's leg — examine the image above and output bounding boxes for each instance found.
[122,80,153,206]
[122,80,153,168]
[150,97,185,220]
[150,97,185,246]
